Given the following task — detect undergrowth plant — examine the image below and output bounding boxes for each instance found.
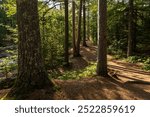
[142,58,150,71]
[48,62,96,80]
[0,55,17,78]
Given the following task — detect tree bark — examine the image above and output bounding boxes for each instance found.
[132,10,137,53]
[127,0,134,57]
[64,0,69,65]
[87,0,90,40]
[72,0,77,57]
[82,0,87,47]
[76,0,83,56]
[96,0,108,76]
[12,0,53,95]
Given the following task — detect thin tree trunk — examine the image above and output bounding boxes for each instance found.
[76,0,83,56]
[82,0,87,46]
[96,0,108,76]
[64,0,69,65]
[127,0,134,57]
[72,0,77,57]
[87,0,90,40]
[133,9,137,52]
[42,13,45,41]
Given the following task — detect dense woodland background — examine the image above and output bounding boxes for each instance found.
[0,0,150,99]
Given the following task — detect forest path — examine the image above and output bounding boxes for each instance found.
[52,42,150,100]
[81,46,150,84]
[71,42,150,83]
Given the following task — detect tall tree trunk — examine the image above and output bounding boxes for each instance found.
[127,0,134,57]
[87,0,90,40]
[82,0,87,46]
[13,0,53,95]
[133,9,137,52]
[64,0,69,65]
[72,0,77,57]
[42,13,45,42]
[96,0,108,76]
[76,0,83,56]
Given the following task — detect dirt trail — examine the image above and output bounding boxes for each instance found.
[51,43,150,100]
[53,78,150,100]
[77,44,150,83]
[60,43,150,100]
[82,46,150,93]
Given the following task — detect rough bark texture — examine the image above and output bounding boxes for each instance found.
[96,0,108,76]
[72,0,77,57]
[12,0,53,95]
[76,0,83,56]
[82,0,87,47]
[127,0,134,57]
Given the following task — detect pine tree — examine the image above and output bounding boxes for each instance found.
[96,0,108,76]
[9,0,53,97]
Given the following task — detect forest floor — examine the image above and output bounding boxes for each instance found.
[0,42,150,99]
[51,42,150,100]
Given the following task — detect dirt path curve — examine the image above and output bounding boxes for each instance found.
[75,43,150,94]
[75,43,150,83]
[55,42,150,100]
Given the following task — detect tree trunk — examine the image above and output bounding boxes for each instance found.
[127,0,134,57]
[64,0,69,65]
[12,0,53,95]
[132,10,137,53]
[87,0,90,40]
[96,0,108,76]
[42,13,45,42]
[72,0,77,57]
[76,0,83,56]
[82,0,87,47]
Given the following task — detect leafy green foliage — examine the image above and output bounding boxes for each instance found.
[88,0,97,44]
[56,62,96,80]
[125,56,150,71]
[143,58,150,71]
[126,56,150,63]
[126,56,139,63]
[0,0,17,46]
[2,0,16,17]
[107,1,128,55]
[0,24,7,45]
[0,55,17,78]
[39,9,65,68]
[107,0,150,56]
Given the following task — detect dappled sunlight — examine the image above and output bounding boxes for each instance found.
[0,0,150,100]
[52,77,150,100]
